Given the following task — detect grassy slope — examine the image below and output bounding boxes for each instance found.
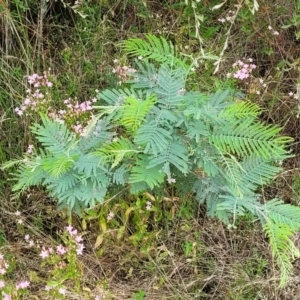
[1,0,300,299]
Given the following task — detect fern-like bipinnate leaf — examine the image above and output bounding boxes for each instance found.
[43,171,78,195]
[98,88,145,106]
[218,153,245,197]
[218,155,282,196]
[264,221,300,287]
[135,123,172,155]
[12,162,45,194]
[74,153,103,176]
[238,156,281,193]
[31,115,77,156]
[153,65,186,108]
[95,138,139,168]
[147,140,189,175]
[186,120,209,143]
[219,101,261,119]
[121,34,186,68]
[78,119,114,152]
[129,156,165,190]
[42,154,77,178]
[210,118,292,159]
[110,164,129,185]
[119,95,156,133]
[263,199,300,230]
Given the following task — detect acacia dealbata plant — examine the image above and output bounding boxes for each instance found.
[4,35,300,286]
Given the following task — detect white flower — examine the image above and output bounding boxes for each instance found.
[167,178,176,184]
[146,201,152,210]
[107,212,114,221]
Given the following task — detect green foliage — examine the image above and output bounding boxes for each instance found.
[292,174,300,205]
[132,289,146,300]
[210,119,290,159]
[89,194,164,255]
[3,35,300,286]
[119,94,157,133]
[264,221,300,286]
[121,34,187,69]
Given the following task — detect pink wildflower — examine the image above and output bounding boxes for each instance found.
[0,268,6,275]
[16,280,30,290]
[0,280,5,288]
[56,245,67,255]
[71,229,78,236]
[75,235,83,243]
[58,287,66,295]
[28,74,38,84]
[76,243,85,255]
[39,247,49,259]
[66,225,73,234]
[2,293,11,300]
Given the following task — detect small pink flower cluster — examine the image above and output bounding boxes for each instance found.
[66,225,85,255]
[0,253,8,275]
[15,72,53,116]
[48,97,96,135]
[15,280,30,290]
[218,10,235,23]
[227,58,256,80]
[38,226,85,295]
[15,72,97,135]
[28,73,53,87]
[268,25,279,36]
[2,292,11,300]
[112,59,136,84]
[0,252,30,297]
[39,225,85,260]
